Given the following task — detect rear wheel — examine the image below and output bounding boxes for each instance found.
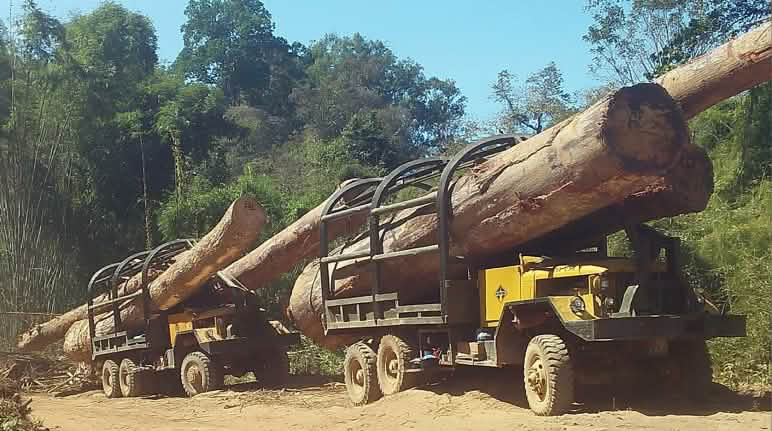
[523,334,574,416]
[180,351,223,397]
[344,342,381,406]
[101,360,121,398]
[119,358,145,397]
[376,335,418,396]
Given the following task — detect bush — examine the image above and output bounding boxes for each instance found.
[289,336,343,377]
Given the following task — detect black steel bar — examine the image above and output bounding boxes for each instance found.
[86,263,120,348]
[319,250,372,264]
[140,239,194,324]
[369,157,449,322]
[437,134,522,322]
[370,192,437,216]
[110,250,152,331]
[319,178,382,311]
[370,244,439,261]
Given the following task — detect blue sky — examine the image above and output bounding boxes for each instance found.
[2,0,602,120]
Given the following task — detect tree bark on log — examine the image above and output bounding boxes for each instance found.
[657,21,772,119]
[220,180,369,290]
[289,83,690,347]
[61,197,266,361]
[523,143,712,253]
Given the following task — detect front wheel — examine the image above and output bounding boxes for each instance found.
[523,334,574,416]
[344,342,381,406]
[180,351,223,397]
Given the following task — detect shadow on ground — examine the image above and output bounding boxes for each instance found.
[422,366,770,416]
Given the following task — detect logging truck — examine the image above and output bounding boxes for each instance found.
[317,135,746,415]
[88,240,299,398]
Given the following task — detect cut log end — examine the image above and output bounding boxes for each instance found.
[603,83,688,173]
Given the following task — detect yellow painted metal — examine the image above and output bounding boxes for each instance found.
[167,312,194,347]
[479,265,520,327]
[478,255,667,327]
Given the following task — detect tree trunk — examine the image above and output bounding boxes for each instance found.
[656,22,771,119]
[522,143,712,253]
[289,83,690,347]
[58,197,266,361]
[220,180,369,290]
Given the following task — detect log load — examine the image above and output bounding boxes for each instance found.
[53,197,265,361]
[290,83,690,347]
[287,23,772,347]
[657,21,772,119]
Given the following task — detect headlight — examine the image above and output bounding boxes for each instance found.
[603,297,615,312]
[570,296,586,314]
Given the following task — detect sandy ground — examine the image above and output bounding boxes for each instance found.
[27,370,771,431]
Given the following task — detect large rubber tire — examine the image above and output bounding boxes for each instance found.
[344,342,382,406]
[119,358,145,397]
[180,351,224,397]
[523,334,574,416]
[101,360,121,398]
[254,348,290,387]
[376,334,418,396]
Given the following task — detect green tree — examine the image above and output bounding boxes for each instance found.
[492,62,575,134]
[293,33,466,161]
[583,0,768,83]
[654,1,769,74]
[176,0,303,113]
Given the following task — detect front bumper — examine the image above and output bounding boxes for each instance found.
[199,332,301,356]
[563,313,746,341]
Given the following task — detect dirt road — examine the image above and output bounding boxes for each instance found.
[28,371,770,431]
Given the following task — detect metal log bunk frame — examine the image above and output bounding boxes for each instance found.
[87,239,195,359]
[319,134,526,333]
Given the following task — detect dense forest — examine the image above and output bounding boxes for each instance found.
[0,0,768,387]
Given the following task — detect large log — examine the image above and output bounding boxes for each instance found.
[61,197,266,361]
[289,83,690,347]
[523,143,712,254]
[657,21,772,119]
[220,180,369,290]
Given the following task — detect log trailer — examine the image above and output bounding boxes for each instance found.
[317,135,746,415]
[88,239,299,398]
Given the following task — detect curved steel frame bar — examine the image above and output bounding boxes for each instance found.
[109,250,152,329]
[436,134,521,316]
[319,178,383,302]
[86,262,120,341]
[140,239,195,322]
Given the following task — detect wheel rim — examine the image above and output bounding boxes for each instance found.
[527,357,547,401]
[348,358,365,397]
[185,363,204,394]
[120,367,130,389]
[383,347,399,385]
[103,368,113,392]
